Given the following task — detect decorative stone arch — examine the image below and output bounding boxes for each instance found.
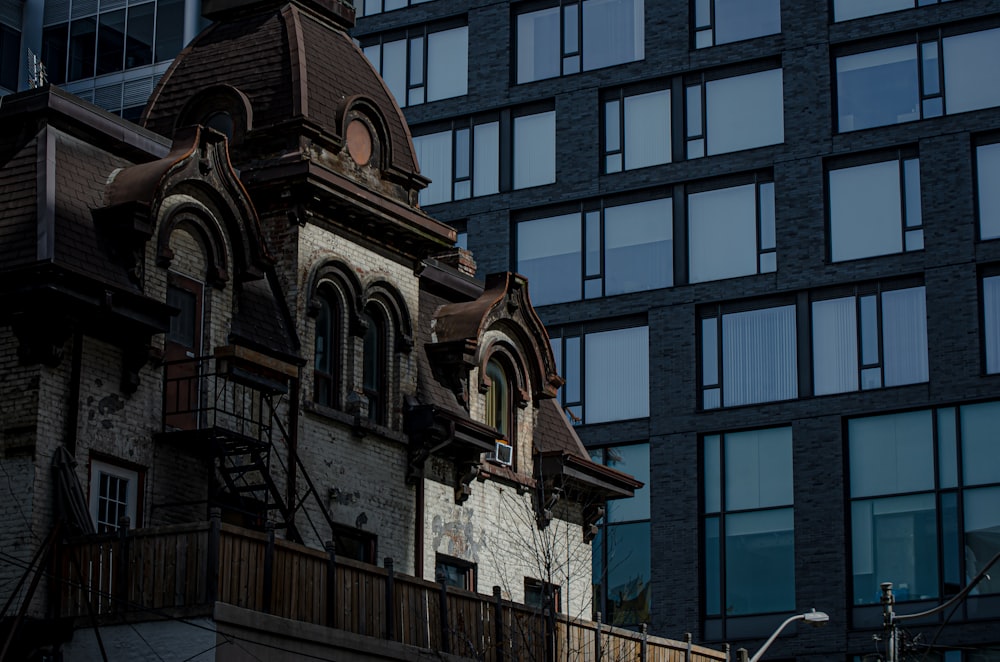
[305,259,365,332]
[340,96,391,171]
[175,84,254,145]
[155,194,230,287]
[360,279,413,353]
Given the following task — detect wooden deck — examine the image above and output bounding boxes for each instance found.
[55,518,726,662]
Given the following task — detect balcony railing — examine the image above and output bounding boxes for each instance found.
[56,517,727,662]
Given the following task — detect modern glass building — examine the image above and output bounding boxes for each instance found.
[0,0,202,118]
[354,1,1000,660]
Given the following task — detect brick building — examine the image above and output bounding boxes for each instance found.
[351,0,1000,660]
[0,0,653,658]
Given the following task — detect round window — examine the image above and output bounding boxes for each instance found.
[346,119,374,166]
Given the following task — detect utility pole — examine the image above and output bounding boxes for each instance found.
[880,583,898,662]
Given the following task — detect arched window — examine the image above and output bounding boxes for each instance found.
[314,293,340,408]
[485,359,510,437]
[363,309,387,424]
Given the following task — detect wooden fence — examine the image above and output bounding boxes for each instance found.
[56,517,726,662]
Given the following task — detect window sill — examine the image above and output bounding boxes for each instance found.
[303,400,407,444]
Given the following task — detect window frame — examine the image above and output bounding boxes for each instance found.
[826,148,923,263]
[549,321,649,425]
[435,554,477,591]
[360,20,469,108]
[975,137,1000,242]
[331,523,378,564]
[89,457,142,533]
[692,0,781,49]
[981,267,1000,375]
[514,0,646,85]
[412,114,501,206]
[703,427,795,626]
[601,83,672,174]
[699,297,799,410]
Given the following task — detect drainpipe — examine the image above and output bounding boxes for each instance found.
[415,474,424,578]
[66,330,83,455]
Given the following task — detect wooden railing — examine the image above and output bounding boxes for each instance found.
[56,518,726,662]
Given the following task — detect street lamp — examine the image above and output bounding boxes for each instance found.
[737,609,830,662]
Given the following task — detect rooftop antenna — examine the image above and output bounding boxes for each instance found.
[27,49,47,89]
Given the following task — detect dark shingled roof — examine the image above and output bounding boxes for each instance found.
[143,1,420,185]
[230,271,302,363]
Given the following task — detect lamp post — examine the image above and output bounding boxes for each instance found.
[736,609,830,662]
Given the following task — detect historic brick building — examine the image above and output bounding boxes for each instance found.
[0,0,649,657]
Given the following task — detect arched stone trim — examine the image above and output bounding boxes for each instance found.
[340,96,390,170]
[360,280,413,353]
[155,194,230,287]
[306,259,365,333]
[175,84,254,145]
[477,337,530,409]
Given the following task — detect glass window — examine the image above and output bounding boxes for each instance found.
[834,0,948,22]
[0,23,20,91]
[693,0,780,49]
[829,155,922,262]
[362,309,387,425]
[813,285,928,395]
[314,292,340,408]
[435,554,476,591]
[413,119,500,207]
[704,427,794,618]
[603,88,670,173]
[89,459,139,533]
[125,3,155,70]
[978,143,1000,240]
[513,110,556,189]
[516,197,672,306]
[516,0,644,84]
[837,28,1000,133]
[155,0,185,62]
[358,0,433,16]
[484,359,510,437]
[551,325,648,424]
[701,303,798,408]
[591,444,650,626]
[984,275,1000,374]
[849,402,1000,605]
[69,18,97,82]
[686,68,784,158]
[363,25,468,107]
[688,180,776,283]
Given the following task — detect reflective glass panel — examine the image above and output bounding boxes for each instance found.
[604,198,672,295]
[881,286,928,387]
[713,0,780,46]
[412,131,452,206]
[125,3,154,69]
[721,305,797,406]
[725,508,795,615]
[829,160,904,262]
[513,111,556,189]
[977,144,1000,240]
[427,27,468,102]
[581,0,644,72]
[943,29,1000,115]
[623,90,670,170]
[837,45,919,131]
[585,326,649,423]
[516,8,560,83]
[724,427,793,510]
[517,214,581,305]
[984,276,1000,374]
[705,68,783,155]
[604,522,651,625]
[960,401,1000,486]
[689,183,758,283]
[812,296,859,395]
[848,410,934,498]
[605,444,650,522]
[473,122,500,197]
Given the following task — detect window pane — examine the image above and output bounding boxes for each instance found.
[852,494,938,604]
[42,24,69,85]
[724,427,793,510]
[154,0,183,61]
[725,508,795,615]
[125,3,154,69]
[581,0,644,72]
[704,435,721,514]
[705,517,721,615]
[689,183,758,283]
[759,182,776,250]
[413,131,452,206]
[623,90,670,169]
[514,111,556,189]
[604,198,672,295]
[605,100,621,152]
[721,305,797,406]
[585,326,649,423]
[978,144,1000,240]
[813,296,859,395]
[473,122,500,196]
[849,410,934,498]
[705,68,783,155]
[904,159,921,227]
[943,29,1000,115]
[518,214,581,305]
[381,39,407,106]
[605,444,650,521]
[69,18,97,81]
[97,10,126,76]
[516,8,560,83]
[984,276,1000,373]
[565,336,581,404]
[964,487,1000,595]
[837,45,919,131]
[427,27,468,102]
[834,0,911,22]
[961,401,1000,486]
[881,286,928,386]
[702,318,718,386]
[937,407,958,489]
[454,128,470,180]
[605,522,651,626]
[713,0,781,45]
[829,160,903,261]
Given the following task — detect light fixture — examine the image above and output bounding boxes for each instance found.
[743,608,830,662]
